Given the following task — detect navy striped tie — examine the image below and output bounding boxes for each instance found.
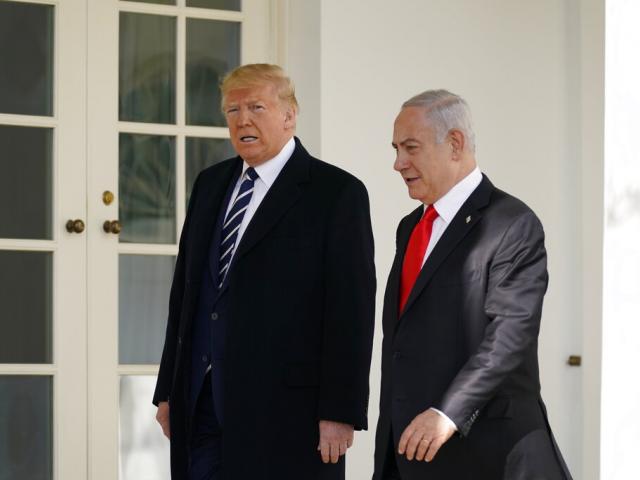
[218,167,259,288]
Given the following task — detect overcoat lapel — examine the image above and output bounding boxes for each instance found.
[187,159,242,284]
[221,137,310,294]
[398,175,494,321]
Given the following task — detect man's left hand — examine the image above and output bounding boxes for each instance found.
[318,420,354,464]
[398,409,455,462]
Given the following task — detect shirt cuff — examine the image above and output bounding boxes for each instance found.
[430,407,458,431]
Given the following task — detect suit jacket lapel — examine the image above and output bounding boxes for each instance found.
[399,175,494,320]
[221,138,310,292]
[385,206,423,327]
[188,159,242,284]
[208,163,243,285]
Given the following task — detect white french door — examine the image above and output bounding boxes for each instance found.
[0,1,273,479]
[87,1,272,479]
[0,1,88,479]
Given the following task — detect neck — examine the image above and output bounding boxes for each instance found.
[454,156,477,183]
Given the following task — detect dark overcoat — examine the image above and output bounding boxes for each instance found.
[373,176,573,480]
[154,138,376,479]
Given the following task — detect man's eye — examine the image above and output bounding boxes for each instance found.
[226,108,238,114]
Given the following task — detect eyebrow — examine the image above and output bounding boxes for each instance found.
[224,98,264,107]
[392,137,420,148]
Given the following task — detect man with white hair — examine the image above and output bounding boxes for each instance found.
[372,90,572,479]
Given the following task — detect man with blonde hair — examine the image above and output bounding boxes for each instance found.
[153,64,375,480]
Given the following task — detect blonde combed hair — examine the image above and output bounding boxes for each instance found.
[220,63,299,113]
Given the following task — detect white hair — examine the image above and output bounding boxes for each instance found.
[402,89,476,152]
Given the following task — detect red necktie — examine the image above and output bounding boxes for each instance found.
[399,205,438,314]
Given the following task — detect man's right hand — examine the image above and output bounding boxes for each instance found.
[156,401,170,439]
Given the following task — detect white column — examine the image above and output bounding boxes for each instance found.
[602,1,640,479]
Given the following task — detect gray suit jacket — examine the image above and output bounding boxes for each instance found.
[373,175,572,480]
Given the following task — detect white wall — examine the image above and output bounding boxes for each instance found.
[279,0,321,156]
[579,0,604,478]
[602,1,640,478]
[285,1,604,478]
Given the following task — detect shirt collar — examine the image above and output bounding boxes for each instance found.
[241,136,295,187]
[429,166,482,224]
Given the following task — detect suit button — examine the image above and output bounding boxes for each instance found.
[178,336,182,345]
[202,355,208,363]
[393,351,402,360]
[211,312,218,321]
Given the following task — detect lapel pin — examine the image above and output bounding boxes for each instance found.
[466,216,471,224]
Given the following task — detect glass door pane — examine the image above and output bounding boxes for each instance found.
[0,2,54,116]
[0,376,53,479]
[119,13,176,124]
[127,0,176,4]
[119,133,176,244]
[187,0,241,11]
[186,18,240,126]
[119,376,170,480]
[0,251,53,364]
[0,126,53,240]
[119,255,175,364]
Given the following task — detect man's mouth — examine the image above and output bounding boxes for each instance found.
[240,136,258,143]
[404,176,419,184]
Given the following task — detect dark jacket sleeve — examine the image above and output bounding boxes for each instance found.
[152,175,200,406]
[316,177,376,430]
[438,211,548,435]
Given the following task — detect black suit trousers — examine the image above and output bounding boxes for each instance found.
[189,373,222,480]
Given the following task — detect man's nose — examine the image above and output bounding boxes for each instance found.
[393,153,407,171]
[236,108,251,126]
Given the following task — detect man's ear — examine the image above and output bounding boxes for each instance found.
[284,107,296,130]
[448,129,465,159]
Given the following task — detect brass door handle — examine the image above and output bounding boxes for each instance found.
[66,219,85,234]
[103,220,122,235]
[568,355,582,366]
[102,190,115,205]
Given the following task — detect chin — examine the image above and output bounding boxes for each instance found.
[407,188,422,201]
[237,148,259,162]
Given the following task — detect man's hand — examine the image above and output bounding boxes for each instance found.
[317,420,354,464]
[156,401,170,439]
[398,409,455,462]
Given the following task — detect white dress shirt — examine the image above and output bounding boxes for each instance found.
[422,166,483,430]
[421,167,482,266]
[223,136,295,267]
